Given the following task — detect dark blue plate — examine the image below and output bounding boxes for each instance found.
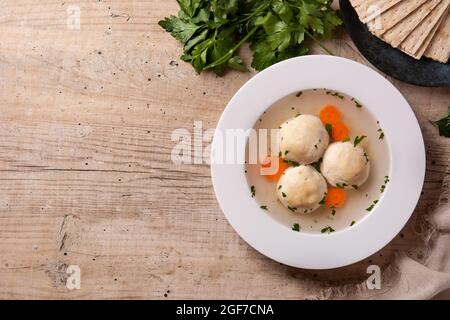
[339,0,450,87]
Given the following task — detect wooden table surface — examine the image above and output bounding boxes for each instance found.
[0,1,448,299]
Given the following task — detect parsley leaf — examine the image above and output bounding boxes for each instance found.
[177,0,203,18]
[321,226,335,234]
[353,135,367,147]
[318,192,327,205]
[366,199,379,212]
[433,107,450,138]
[159,15,201,44]
[312,157,323,173]
[325,123,332,136]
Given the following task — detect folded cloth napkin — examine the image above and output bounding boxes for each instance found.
[318,175,450,300]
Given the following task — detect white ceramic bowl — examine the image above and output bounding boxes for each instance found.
[211,55,425,269]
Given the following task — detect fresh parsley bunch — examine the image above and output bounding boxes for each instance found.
[159,0,342,75]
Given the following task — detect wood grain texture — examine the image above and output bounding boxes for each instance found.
[0,0,448,299]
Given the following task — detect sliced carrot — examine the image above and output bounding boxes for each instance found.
[331,122,349,141]
[260,156,289,181]
[319,105,341,125]
[326,187,347,208]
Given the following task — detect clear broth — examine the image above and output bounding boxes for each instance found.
[245,89,391,234]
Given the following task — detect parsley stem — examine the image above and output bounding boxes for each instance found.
[305,30,334,56]
[204,26,259,70]
[237,2,271,24]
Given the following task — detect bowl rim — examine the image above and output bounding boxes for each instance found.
[210,55,425,269]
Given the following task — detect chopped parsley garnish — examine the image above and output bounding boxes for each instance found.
[353,135,367,147]
[352,185,358,190]
[342,137,351,142]
[364,152,370,163]
[296,91,303,97]
[312,158,323,173]
[260,205,268,210]
[325,123,332,136]
[351,97,363,108]
[380,176,390,193]
[350,221,356,226]
[282,192,287,198]
[321,226,335,234]
[336,183,347,189]
[318,193,327,205]
[288,206,297,212]
[278,185,282,190]
[326,91,344,99]
[250,185,256,198]
[292,223,300,232]
[366,199,379,212]
[331,209,336,216]
[284,150,289,155]
[378,128,385,140]
[284,159,300,167]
